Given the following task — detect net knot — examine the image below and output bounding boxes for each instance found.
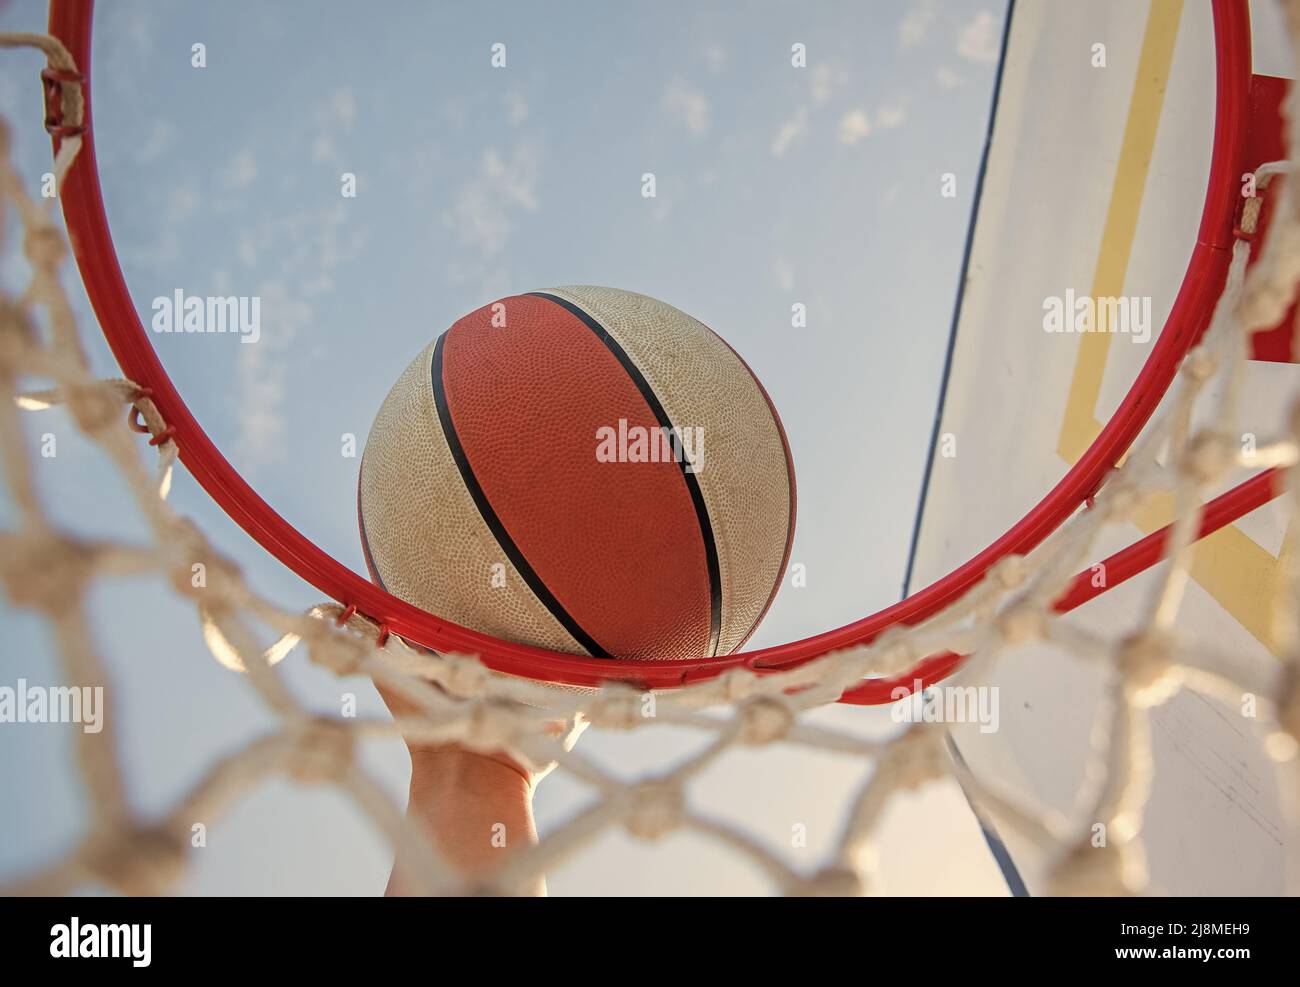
[1117,631,1180,707]
[1288,397,1300,443]
[1182,430,1234,484]
[1181,345,1218,384]
[65,380,123,436]
[588,685,649,730]
[437,654,490,698]
[785,865,864,897]
[872,626,920,676]
[718,666,761,701]
[166,520,243,602]
[23,221,66,270]
[0,530,97,614]
[284,717,355,784]
[464,698,527,751]
[307,623,372,677]
[315,603,392,674]
[84,824,186,896]
[997,599,1045,645]
[623,780,685,840]
[1105,478,1143,521]
[0,296,37,369]
[989,554,1029,589]
[875,724,950,793]
[737,695,795,745]
[1046,837,1145,896]
[1268,664,1300,762]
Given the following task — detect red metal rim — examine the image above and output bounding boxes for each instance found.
[46,0,1254,701]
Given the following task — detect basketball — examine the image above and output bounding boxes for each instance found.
[358,285,795,661]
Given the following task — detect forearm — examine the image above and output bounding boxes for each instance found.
[386,748,544,896]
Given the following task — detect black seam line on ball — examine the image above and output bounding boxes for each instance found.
[527,291,723,658]
[430,331,613,660]
[356,463,390,593]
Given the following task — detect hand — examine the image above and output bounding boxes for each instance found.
[373,669,586,896]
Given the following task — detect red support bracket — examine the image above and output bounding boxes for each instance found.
[1244,74,1298,364]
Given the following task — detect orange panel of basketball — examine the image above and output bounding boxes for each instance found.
[359,286,795,661]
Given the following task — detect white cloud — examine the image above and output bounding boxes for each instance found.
[703,43,728,73]
[771,108,809,157]
[899,0,937,48]
[237,338,288,462]
[447,186,509,255]
[774,258,795,292]
[300,274,334,297]
[237,226,262,266]
[810,62,848,104]
[957,11,1000,63]
[483,145,540,210]
[135,121,177,164]
[876,104,906,129]
[445,143,541,256]
[222,149,258,189]
[382,140,445,185]
[100,2,155,94]
[0,74,21,124]
[310,135,336,163]
[328,88,357,129]
[504,92,530,126]
[307,88,358,165]
[663,82,711,136]
[233,204,365,463]
[838,110,871,145]
[167,181,201,224]
[936,66,964,89]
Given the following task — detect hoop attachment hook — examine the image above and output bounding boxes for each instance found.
[334,603,390,645]
[125,385,177,448]
[41,66,84,138]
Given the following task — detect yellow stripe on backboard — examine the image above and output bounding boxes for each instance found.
[1057,0,1181,466]
[1053,0,1287,651]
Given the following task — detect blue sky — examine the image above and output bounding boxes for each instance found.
[0,0,1005,894]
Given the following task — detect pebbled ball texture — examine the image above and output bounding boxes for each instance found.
[359,286,795,661]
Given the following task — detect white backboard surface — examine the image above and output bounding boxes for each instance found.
[907,0,1297,895]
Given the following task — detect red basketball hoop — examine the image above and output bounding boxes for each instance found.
[46,0,1277,703]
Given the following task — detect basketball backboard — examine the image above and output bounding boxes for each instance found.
[908,0,1297,895]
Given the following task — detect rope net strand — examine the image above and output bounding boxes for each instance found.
[2,16,1300,896]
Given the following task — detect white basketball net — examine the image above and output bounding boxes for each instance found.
[2,20,1300,896]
